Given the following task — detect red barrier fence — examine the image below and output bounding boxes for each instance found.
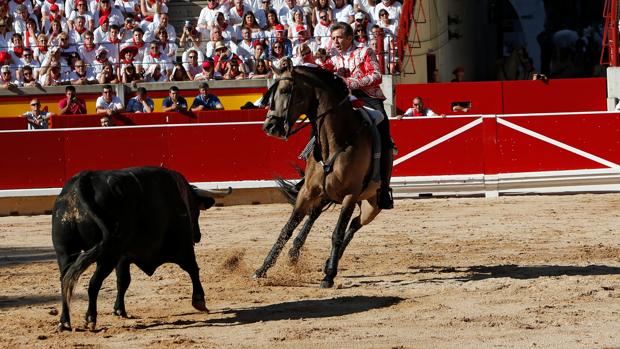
[395,78,607,115]
[1,109,268,130]
[1,111,619,194]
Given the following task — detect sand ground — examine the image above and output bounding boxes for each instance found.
[1,194,620,348]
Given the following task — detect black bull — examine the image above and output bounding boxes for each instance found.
[51,166,230,331]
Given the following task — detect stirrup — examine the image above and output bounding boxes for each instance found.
[377,187,394,209]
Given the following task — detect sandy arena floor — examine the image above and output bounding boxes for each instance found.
[1,194,619,348]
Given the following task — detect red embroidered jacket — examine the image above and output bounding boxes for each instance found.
[327,45,385,100]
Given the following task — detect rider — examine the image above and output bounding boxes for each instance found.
[328,21,394,209]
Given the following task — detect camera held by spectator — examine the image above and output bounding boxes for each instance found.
[533,73,548,81]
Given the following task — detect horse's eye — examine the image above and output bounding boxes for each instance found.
[280,88,291,95]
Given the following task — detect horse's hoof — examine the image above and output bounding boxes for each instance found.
[320,280,334,288]
[287,253,299,266]
[251,270,265,279]
[192,298,209,313]
[57,322,72,332]
[113,309,128,318]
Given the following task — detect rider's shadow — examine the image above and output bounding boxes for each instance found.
[415,264,620,283]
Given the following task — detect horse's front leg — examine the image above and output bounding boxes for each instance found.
[252,209,305,279]
[288,200,329,264]
[321,195,356,288]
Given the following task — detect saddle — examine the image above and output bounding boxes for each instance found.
[298,105,382,186]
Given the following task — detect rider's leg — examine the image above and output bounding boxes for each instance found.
[358,97,394,209]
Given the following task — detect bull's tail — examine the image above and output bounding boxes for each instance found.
[61,243,102,307]
[62,172,112,307]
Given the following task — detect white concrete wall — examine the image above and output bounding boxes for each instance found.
[606,67,620,110]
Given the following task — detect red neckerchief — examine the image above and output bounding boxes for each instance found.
[13,46,24,57]
[412,108,424,116]
[276,37,284,43]
[220,22,228,30]
[96,56,107,63]
[149,52,160,59]
[76,27,86,35]
[320,20,330,26]
[25,31,31,48]
[99,7,111,17]
[133,38,144,48]
[357,37,367,43]
[38,45,48,54]
[236,6,243,17]
[109,35,119,43]
[85,43,96,52]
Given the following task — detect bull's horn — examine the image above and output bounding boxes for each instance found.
[195,187,233,198]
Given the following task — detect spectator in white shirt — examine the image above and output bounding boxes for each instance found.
[333,0,354,23]
[96,84,124,116]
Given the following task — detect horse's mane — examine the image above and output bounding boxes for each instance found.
[294,66,349,100]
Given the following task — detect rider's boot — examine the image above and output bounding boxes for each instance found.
[377,139,394,210]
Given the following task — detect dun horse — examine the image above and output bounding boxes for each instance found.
[254,65,389,288]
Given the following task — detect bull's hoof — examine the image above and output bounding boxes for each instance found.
[86,321,96,332]
[251,270,266,279]
[113,308,128,318]
[57,322,72,332]
[320,280,334,288]
[192,298,209,312]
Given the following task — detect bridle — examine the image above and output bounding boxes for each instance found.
[265,69,349,139]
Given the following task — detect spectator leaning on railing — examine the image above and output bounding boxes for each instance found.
[96,84,124,116]
[126,87,154,113]
[23,98,53,130]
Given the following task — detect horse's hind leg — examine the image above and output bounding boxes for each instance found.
[288,200,329,264]
[338,201,380,260]
[252,209,305,278]
[321,195,356,288]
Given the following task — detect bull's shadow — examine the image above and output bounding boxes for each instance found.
[0,247,56,267]
[208,295,402,325]
[135,296,402,329]
[415,264,620,283]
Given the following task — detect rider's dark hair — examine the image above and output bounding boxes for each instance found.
[330,22,353,38]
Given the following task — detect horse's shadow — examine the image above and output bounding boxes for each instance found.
[134,296,402,329]
[416,264,620,283]
[342,264,620,285]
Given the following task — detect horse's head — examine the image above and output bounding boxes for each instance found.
[263,64,315,139]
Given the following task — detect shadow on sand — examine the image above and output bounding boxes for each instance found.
[133,295,403,329]
[415,264,620,282]
[341,264,620,286]
[0,246,56,267]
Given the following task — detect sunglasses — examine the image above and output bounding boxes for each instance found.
[320,16,327,19]
[103,91,112,94]
[30,103,40,106]
[274,46,282,49]
[188,55,197,58]
[380,12,388,16]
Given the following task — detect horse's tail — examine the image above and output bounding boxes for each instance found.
[276,177,299,205]
[276,166,305,205]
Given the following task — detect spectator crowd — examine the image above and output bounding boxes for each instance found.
[0,0,402,87]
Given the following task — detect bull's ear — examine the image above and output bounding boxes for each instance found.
[198,197,216,210]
